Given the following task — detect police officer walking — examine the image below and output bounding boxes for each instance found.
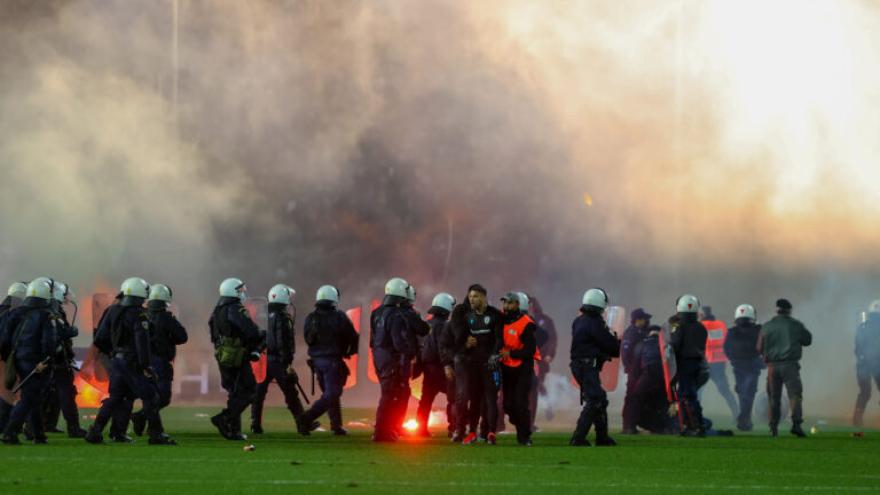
[371,278,417,442]
[42,282,87,438]
[621,308,651,434]
[569,288,620,446]
[413,292,456,437]
[499,292,538,446]
[299,285,359,436]
[0,282,26,432]
[758,298,811,437]
[447,284,503,445]
[724,304,763,431]
[1,278,58,444]
[854,300,880,427]
[129,284,188,437]
[209,278,264,441]
[670,294,708,437]
[250,284,311,434]
[85,278,175,445]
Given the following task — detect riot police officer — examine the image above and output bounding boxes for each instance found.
[670,294,708,437]
[85,277,175,445]
[371,278,417,442]
[0,282,25,432]
[569,288,620,446]
[414,292,456,437]
[1,278,58,444]
[42,282,86,438]
[250,284,310,434]
[724,304,763,431]
[209,278,263,441]
[854,300,880,427]
[129,284,188,437]
[299,285,359,436]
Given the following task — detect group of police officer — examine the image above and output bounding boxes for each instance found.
[1,274,877,446]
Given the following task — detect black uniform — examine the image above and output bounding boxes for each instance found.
[723,318,763,431]
[93,300,135,441]
[128,300,188,436]
[569,306,620,446]
[620,323,648,432]
[370,296,416,441]
[414,307,453,436]
[625,331,670,433]
[0,297,57,444]
[301,301,359,434]
[670,312,708,434]
[447,303,503,439]
[0,296,22,433]
[854,312,880,426]
[209,296,263,440]
[251,303,306,432]
[42,304,85,437]
[86,297,172,444]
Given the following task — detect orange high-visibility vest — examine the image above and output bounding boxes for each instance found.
[702,320,728,363]
[501,314,541,368]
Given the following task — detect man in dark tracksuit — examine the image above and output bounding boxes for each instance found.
[300,285,359,436]
[1,281,57,444]
[499,293,537,446]
[569,288,620,446]
[853,302,880,427]
[623,325,669,433]
[447,284,503,445]
[758,299,811,437]
[414,294,455,437]
[620,308,651,434]
[724,304,763,431]
[130,285,188,437]
[210,278,264,441]
[670,295,708,436]
[42,293,86,437]
[0,282,26,434]
[371,278,416,442]
[251,286,308,434]
[86,278,175,445]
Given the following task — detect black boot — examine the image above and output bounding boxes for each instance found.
[790,423,806,438]
[770,423,778,437]
[84,425,104,444]
[250,421,264,434]
[211,413,232,439]
[594,409,617,446]
[131,411,147,437]
[149,433,177,445]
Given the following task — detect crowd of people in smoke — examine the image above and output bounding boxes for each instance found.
[0,275,877,446]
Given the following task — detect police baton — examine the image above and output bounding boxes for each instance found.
[295,380,311,405]
[11,358,51,394]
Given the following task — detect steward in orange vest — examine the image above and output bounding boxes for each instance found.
[499,292,539,446]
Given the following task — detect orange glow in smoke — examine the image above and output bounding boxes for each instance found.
[74,376,107,408]
[403,419,419,432]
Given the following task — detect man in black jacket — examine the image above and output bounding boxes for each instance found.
[447,284,503,445]
[620,308,651,434]
[41,282,86,438]
[1,279,57,444]
[85,277,175,445]
[209,278,263,441]
[670,294,708,437]
[299,285,358,436]
[129,284,188,437]
[569,288,620,446]
[250,284,308,434]
[724,304,763,431]
[414,293,456,437]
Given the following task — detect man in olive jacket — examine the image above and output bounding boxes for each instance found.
[757,299,812,437]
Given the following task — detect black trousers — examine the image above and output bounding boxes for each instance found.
[502,364,534,444]
[251,358,305,427]
[454,357,498,436]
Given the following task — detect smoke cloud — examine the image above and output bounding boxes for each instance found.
[1,0,879,419]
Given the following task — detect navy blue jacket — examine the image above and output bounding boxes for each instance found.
[0,298,57,367]
[446,303,503,362]
[670,313,707,361]
[146,301,188,362]
[856,313,880,363]
[304,302,359,359]
[370,303,416,360]
[209,297,263,353]
[421,309,450,366]
[621,324,647,373]
[570,308,620,363]
[266,304,295,365]
[96,299,153,369]
[637,333,663,371]
[724,318,762,361]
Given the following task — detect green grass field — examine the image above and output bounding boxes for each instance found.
[1,407,878,494]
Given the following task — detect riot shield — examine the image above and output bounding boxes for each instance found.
[244,297,269,384]
[601,305,626,392]
[343,306,361,389]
